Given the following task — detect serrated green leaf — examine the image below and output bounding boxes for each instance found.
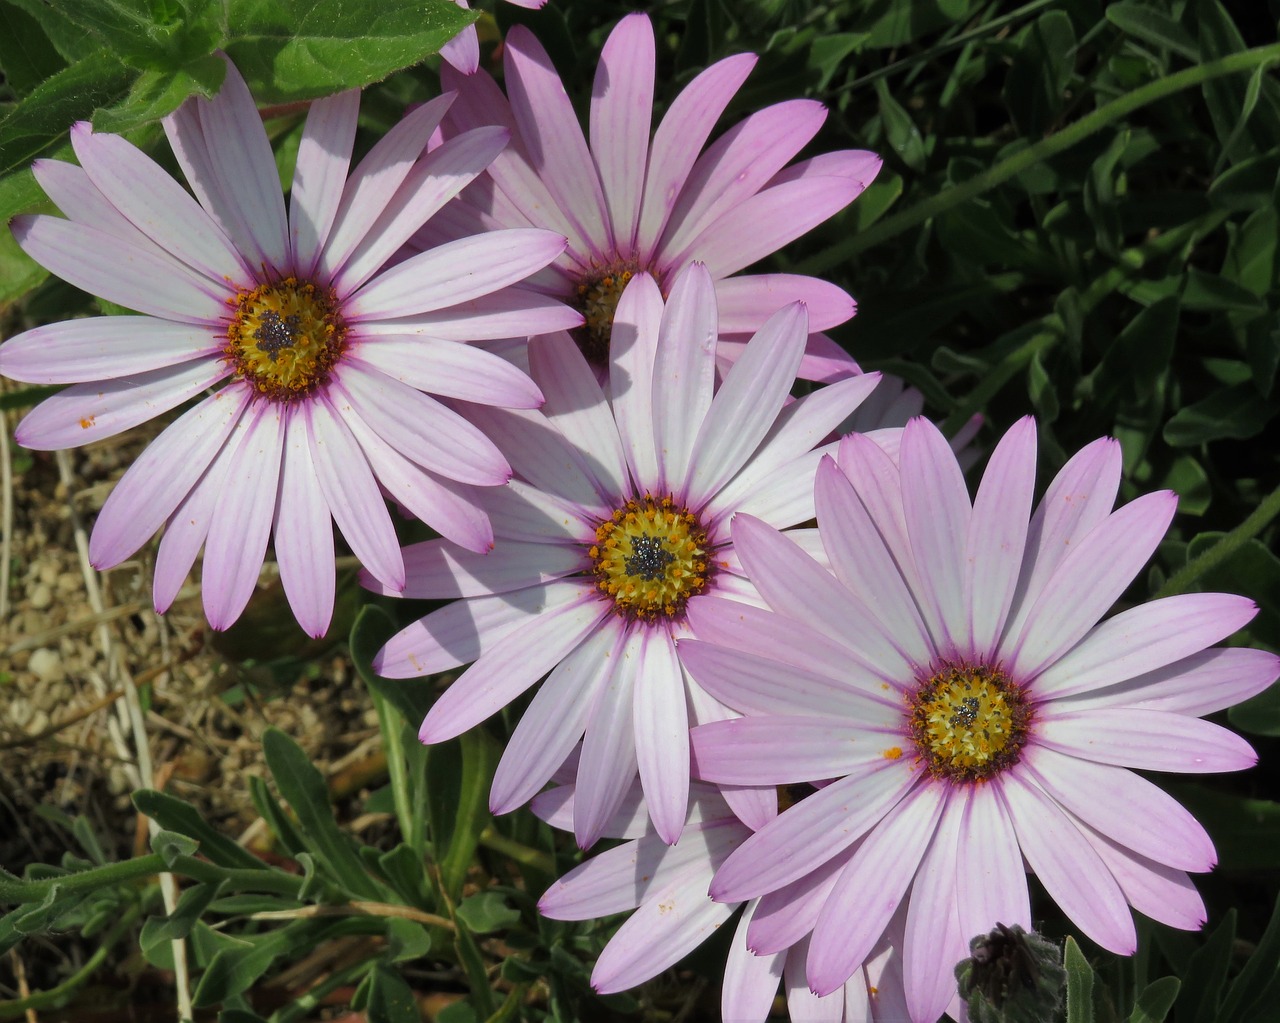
[45,0,223,71]
[92,55,226,133]
[1163,383,1277,446]
[457,891,519,935]
[0,49,137,178]
[1128,976,1180,1023]
[0,2,68,96]
[1106,3,1198,62]
[367,962,421,1023]
[222,0,475,103]
[5,0,104,62]
[261,727,383,900]
[1065,936,1094,1023]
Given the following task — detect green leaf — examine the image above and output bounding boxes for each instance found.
[1162,456,1211,517]
[366,962,421,1023]
[1118,295,1179,394]
[92,55,227,133]
[1209,152,1280,212]
[0,214,48,303]
[1219,891,1280,1023]
[261,727,384,900]
[248,773,311,859]
[1228,683,1280,737]
[384,916,432,963]
[0,49,137,178]
[192,928,293,1007]
[1065,936,1095,1023]
[1178,910,1235,1023]
[44,0,223,72]
[1163,383,1277,446]
[1128,976,1180,1023]
[456,891,519,935]
[1004,10,1076,136]
[4,0,104,62]
[1169,785,1280,871]
[1222,206,1278,297]
[151,829,199,867]
[437,729,499,901]
[807,32,868,91]
[0,1,68,96]
[1106,3,1199,62]
[140,881,225,968]
[133,789,266,870]
[222,0,476,103]
[1185,532,1280,648]
[874,76,925,173]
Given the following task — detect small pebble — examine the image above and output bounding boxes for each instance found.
[29,583,54,610]
[28,648,63,683]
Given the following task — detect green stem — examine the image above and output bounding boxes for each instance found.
[0,904,143,1019]
[370,687,422,858]
[478,828,555,876]
[0,854,166,904]
[0,853,305,906]
[800,43,1280,272]
[1157,481,1280,598]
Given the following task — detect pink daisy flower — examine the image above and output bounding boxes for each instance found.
[422,12,881,380]
[0,57,580,637]
[683,417,1279,1022]
[535,768,911,1022]
[440,0,547,75]
[369,262,883,848]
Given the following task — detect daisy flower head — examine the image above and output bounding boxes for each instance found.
[534,768,910,1022]
[0,56,581,637]
[683,417,1279,1022]
[422,12,882,381]
[440,1,548,75]
[369,261,884,848]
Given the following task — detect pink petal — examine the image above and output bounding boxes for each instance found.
[1023,745,1217,871]
[1000,772,1137,954]
[529,332,629,498]
[274,407,336,638]
[17,359,231,451]
[955,783,1031,939]
[899,417,971,657]
[684,303,807,508]
[713,274,854,334]
[346,229,567,319]
[710,764,916,903]
[607,272,663,486]
[195,57,289,272]
[504,25,612,255]
[420,592,609,742]
[691,715,890,785]
[439,21,479,75]
[290,89,361,274]
[333,125,510,296]
[657,99,827,262]
[12,215,229,323]
[373,581,587,677]
[202,405,284,629]
[305,396,404,590]
[153,439,232,614]
[1078,822,1207,931]
[88,386,251,568]
[633,628,690,844]
[1029,593,1259,699]
[395,538,579,599]
[351,287,580,341]
[350,335,542,408]
[966,417,1036,658]
[317,94,453,284]
[651,262,717,493]
[722,904,786,1022]
[812,455,933,669]
[1008,490,1177,680]
[32,159,170,256]
[592,826,749,992]
[786,936,846,1022]
[575,628,642,848]
[748,849,847,955]
[635,53,757,260]
[490,621,624,814]
[1059,647,1280,717]
[1003,436,1123,643]
[808,782,945,991]
[331,367,509,486]
[899,795,969,1020]
[0,317,220,384]
[590,13,653,254]
[70,123,250,286]
[1036,707,1257,774]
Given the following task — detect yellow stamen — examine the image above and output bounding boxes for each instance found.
[225,277,345,401]
[908,663,1030,782]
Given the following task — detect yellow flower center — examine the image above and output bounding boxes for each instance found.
[574,260,646,365]
[225,278,346,401]
[909,663,1030,782]
[589,495,711,623]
